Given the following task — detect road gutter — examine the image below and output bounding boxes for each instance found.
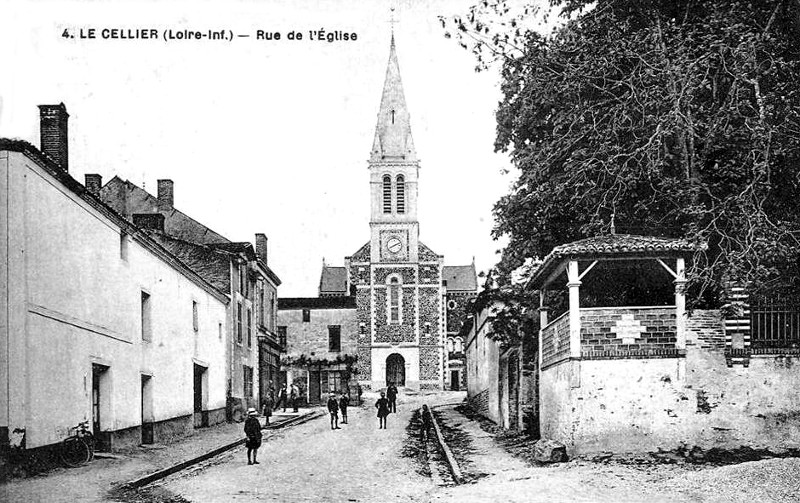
[124,411,323,489]
[426,405,464,484]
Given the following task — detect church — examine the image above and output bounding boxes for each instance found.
[318,35,477,391]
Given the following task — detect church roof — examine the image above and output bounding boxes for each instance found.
[370,34,417,162]
[319,265,348,295]
[442,265,478,292]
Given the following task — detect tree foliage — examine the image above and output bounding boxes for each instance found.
[444,0,800,302]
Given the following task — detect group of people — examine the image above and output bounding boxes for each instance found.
[374,383,398,429]
[260,381,301,425]
[326,392,350,429]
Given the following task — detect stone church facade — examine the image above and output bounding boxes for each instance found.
[319,35,477,391]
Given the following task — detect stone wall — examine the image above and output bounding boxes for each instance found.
[539,309,800,455]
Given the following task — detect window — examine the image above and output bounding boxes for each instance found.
[383,175,392,213]
[239,264,249,299]
[247,308,252,347]
[270,297,276,330]
[192,301,199,332]
[302,309,311,322]
[396,175,405,214]
[447,338,455,352]
[278,326,287,349]
[455,337,464,353]
[218,322,223,340]
[258,286,265,326]
[141,291,152,341]
[389,277,401,323]
[391,109,396,124]
[328,325,341,352]
[243,366,254,398]
[120,232,129,261]
[237,302,243,344]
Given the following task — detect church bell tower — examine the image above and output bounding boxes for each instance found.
[369,34,420,264]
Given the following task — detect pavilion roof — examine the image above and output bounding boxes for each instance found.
[527,234,705,289]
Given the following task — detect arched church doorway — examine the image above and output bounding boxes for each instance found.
[386,353,405,387]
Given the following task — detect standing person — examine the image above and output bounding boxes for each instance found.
[327,394,341,430]
[420,404,432,441]
[375,392,390,429]
[290,383,299,413]
[262,389,273,426]
[276,384,288,412]
[244,408,262,465]
[356,382,363,406]
[387,383,398,413]
[339,392,350,425]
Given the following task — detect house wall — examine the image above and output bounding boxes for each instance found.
[278,307,358,359]
[465,307,501,424]
[1,151,227,451]
[539,309,800,455]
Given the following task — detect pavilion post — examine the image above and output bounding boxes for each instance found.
[538,290,547,370]
[567,260,582,358]
[674,257,687,350]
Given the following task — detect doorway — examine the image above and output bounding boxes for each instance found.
[193,364,208,428]
[92,363,109,451]
[386,353,405,387]
[450,370,460,391]
[141,375,153,444]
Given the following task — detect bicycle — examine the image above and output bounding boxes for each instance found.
[60,420,95,467]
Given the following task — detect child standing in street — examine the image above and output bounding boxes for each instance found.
[327,393,341,430]
[339,392,350,424]
[420,404,432,440]
[375,392,390,429]
[244,408,262,465]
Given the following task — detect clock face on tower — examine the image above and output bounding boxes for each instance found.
[387,237,403,255]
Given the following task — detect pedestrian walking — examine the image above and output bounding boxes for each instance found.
[339,393,350,424]
[327,394,341,430]
[376,392,390,429]
[387,383,398,413]
[277,384,288,412]
[420,404,432,441]
[244,408,262,465]
[290,383,299,412]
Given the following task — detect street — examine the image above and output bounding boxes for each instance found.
[158,393,439,502]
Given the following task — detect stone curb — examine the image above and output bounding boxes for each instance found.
[124,411,323,489]
[426,405,464,484]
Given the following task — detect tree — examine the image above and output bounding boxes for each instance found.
[444,0,800,302]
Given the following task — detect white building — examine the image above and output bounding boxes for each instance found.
[0,104,229,456]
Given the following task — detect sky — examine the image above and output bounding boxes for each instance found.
[1,0,553,296]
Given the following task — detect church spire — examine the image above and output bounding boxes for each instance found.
[370,34,417,162]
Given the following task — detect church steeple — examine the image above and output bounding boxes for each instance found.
[371,34,417,162]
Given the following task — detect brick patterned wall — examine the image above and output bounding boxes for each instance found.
[687,309,725,350]
[351,243,370,262]
[350,265,370,286]
[419,346,440,380]
[373,287,417,343]
[374,266,416,284]
[418,243,439,261]
[356,345,371,381]
[446,292,474,334]
[419,264,440,284]
[418,288,440,345]
[357,289,371,343]
[542,313,570,368]
[580,307,680,359]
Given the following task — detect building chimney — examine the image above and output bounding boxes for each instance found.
[133,213,165,232]
[38,103,69,171]
[157,179,174,210]
[84,174,102,195]
[255,233,268,264]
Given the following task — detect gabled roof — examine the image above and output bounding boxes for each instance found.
[443,264,478,292]
[370,34,417,162]
[348,242,371,263]
[527,234,706,289]
[319,266,347,295]
[279,297,357,310]
[0,139,229,304]
[99,176,229,245]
